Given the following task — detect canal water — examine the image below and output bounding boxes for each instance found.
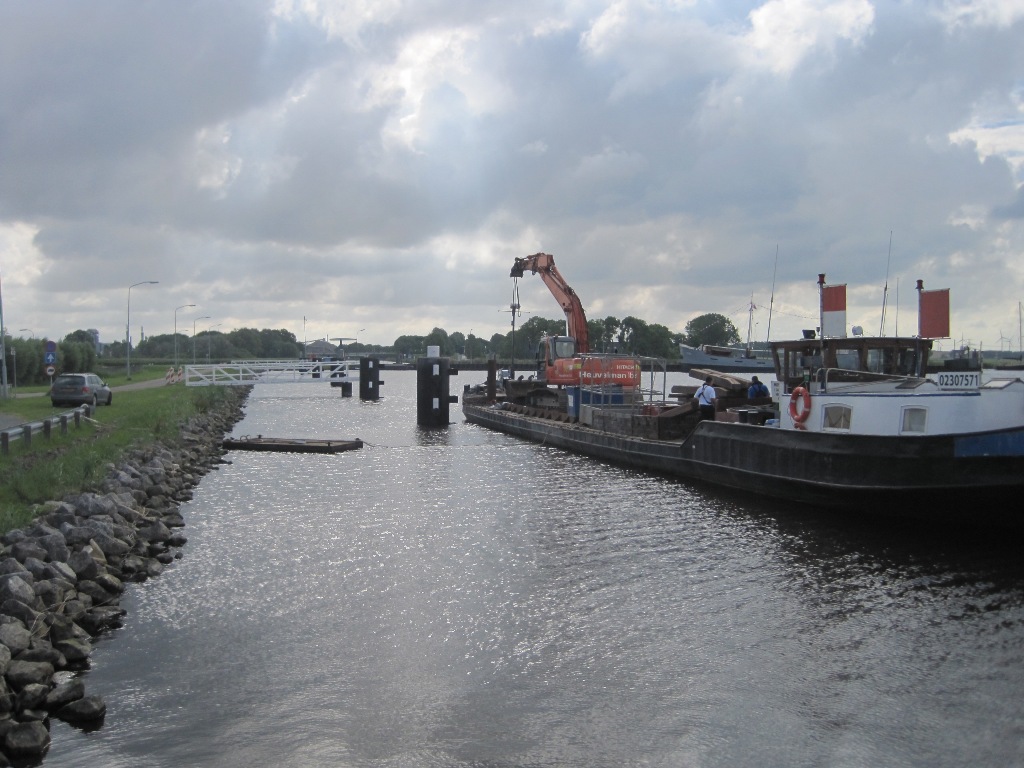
[47,371,1024,767]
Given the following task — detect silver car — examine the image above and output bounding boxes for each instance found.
[49,373,113,407]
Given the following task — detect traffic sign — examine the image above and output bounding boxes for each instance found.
[46,365,56,376]
[45,351,56,364]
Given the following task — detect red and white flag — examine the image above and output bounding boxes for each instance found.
[821,284,847,338]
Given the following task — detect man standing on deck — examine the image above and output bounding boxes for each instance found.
[695,377,717,420]
[748,376,769,399]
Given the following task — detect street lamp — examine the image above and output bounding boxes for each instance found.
[193,316,210,364]
[207,323,222,362]
[126,281,159,380]
[14,329,33,394]
[174,304,196,369]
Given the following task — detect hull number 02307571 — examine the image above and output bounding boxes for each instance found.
[936,372,981,389]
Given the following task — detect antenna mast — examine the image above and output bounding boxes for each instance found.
[765,245,779,343]
[879,231,892,336]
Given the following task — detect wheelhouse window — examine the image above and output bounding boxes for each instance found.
[822,404,852,431]
[901,407,927,434]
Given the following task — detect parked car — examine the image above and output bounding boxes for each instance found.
[49,373,113,407]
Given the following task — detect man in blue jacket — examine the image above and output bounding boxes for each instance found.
[748,375,769,399]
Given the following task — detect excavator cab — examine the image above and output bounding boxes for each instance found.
[536,335,580,385]
[543,336,577,363]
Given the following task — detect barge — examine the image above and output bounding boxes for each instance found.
[463,276,1024,526]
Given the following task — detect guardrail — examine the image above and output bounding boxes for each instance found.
[0,405,93,455]
[184,360,358,387]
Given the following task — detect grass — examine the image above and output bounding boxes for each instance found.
[0,383,234,535]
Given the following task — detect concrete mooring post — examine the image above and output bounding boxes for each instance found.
[416,346,459,426]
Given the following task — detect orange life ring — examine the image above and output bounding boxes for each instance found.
[789,387,811,424]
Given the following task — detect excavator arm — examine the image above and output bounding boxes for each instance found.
[510,253,589,353]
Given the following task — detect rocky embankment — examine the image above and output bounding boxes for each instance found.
[0,386,248,765]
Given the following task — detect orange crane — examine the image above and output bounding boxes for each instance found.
[510,253,590,353]
[511,253,638,388]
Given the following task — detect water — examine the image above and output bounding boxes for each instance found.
[46,371,1024,767]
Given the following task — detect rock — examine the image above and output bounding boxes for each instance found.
[46,615,90,644]
[45,678,85,710]
[66,549,101,581]
[33,579,70,610]
[45,560,78,584]
[53,637,92,664]
[0,623,30,656]
[75,580,116,607]
[15,683,49,712]
[4,659,54,689]
[0,561,28,577]
[0,677,13,716]
[0,601,41,634]
[56,694,106,723]
[77,606,125,635]
[137,520,172,544]
[35,533,71,564]
[93,532,131,559]
[94,572,124,596]
[2,720,50,757]
[0,576,36,607]
[16,645,65,669]
[9,541,47,565]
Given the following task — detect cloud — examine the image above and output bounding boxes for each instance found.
[0,0,1022,353]
[745,0,875,76]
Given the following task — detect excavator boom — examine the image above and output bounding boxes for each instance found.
[510,253,589,353]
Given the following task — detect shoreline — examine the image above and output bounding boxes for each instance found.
[0,386,250,762]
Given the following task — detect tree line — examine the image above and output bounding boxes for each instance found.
[2,313,741,383]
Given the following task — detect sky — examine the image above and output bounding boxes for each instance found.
[1,0,1023,354]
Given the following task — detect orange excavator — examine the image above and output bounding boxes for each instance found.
[510,253,639,388]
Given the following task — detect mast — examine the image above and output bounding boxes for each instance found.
[879,231,892,336]
[745,293,755,356]
[766,245,779,344]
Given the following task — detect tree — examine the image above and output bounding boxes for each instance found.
[682,313,740,347]
[423,327,451,356]
[619,316,677,358]
[393,335,427,360]
[587,316,621,352]
[229,328,264,358]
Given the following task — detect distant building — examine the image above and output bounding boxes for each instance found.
[305,338,340,360]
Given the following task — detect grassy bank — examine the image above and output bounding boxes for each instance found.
[0,384,236,535]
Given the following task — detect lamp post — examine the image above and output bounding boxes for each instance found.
[174,304,195,370]
[126,281,159,380]
[193,316,210,364]
[207,323,222,362]
[0,267,9,399]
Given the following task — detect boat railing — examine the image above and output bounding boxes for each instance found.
[579,354,670,413]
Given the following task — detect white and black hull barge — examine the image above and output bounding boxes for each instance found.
[462,399,1024,526]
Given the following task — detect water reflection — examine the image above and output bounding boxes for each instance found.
[45,372,1024,768]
